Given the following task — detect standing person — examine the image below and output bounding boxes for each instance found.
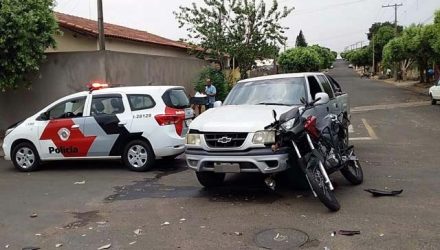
[204,78,216,110]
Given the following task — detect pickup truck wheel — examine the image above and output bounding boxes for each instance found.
[196,172,225,188]
[12,142,41,172]
[123,140,155,172]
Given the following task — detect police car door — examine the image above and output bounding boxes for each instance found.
[83,94,132,157]
[38,96,91,159]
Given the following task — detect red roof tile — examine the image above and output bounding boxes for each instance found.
[55,12,191,50]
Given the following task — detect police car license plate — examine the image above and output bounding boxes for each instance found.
[214,163,240,173]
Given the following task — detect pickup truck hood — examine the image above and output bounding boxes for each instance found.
[190,105,296,132]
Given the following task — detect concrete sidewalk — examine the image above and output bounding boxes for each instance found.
[378,78,430,96]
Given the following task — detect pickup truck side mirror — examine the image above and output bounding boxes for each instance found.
[213,101,222,108]
[314,92,330,105]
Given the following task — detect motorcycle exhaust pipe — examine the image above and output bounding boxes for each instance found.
[264,176,276,191]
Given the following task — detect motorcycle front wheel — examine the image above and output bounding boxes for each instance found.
[340,151,363,185]
[305,155,340,212]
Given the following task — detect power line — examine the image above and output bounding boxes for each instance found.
[382,3,403,34]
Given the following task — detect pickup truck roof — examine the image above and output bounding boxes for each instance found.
[238,72,326,83]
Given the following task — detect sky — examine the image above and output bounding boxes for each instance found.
[54,0,440,53]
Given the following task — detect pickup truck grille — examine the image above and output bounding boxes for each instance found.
[204,133,248,148]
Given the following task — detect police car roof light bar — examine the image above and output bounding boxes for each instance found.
[87,82,109,92]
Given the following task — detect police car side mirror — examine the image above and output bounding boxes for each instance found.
[38,112,50,121]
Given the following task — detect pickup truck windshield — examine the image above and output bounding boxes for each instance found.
[224,77,306,106]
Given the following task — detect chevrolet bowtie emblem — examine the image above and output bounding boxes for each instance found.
[217,136,232,144]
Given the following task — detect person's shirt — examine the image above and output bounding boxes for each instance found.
[205,85,216,103]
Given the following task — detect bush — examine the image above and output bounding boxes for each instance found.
[278,47,321,73]
[194,67,229,101]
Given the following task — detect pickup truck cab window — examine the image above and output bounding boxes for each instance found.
[224,77,307,106]
[307,76,323,100]
[317,75,335,99]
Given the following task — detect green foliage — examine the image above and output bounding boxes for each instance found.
[373,26,396,63]
[343,47,372,68]
[367,22,402,40]
[295,30,307,47]
[309,45,336,69]
[194,67,228,101]
[434,9,440,25]
[278,47,321,73]
[174,0,294,79]
[0,0,58,91]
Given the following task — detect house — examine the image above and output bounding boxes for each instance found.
[47,12,196,59]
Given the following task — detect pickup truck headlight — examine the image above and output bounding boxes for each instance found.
[281,118,296,130]
[252,130,275,144]
[186,134,201,145]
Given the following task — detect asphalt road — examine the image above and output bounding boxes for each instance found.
[1,60,440,250]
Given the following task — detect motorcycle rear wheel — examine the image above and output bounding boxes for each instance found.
[305,155,340,212]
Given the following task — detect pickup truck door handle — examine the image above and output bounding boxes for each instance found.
[71,124,80,129]
[118,121,127,127]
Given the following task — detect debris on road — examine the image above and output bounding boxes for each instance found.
[5,245,9,249]
[129,241,137,245]
[55,243,63,248]
[200,226,206,229]
[35,233,42,236]
[22,247,40,250]
[379,233,384,237]
[331,231,336,237]
[338,230,360,236]
[97,244,111,250]
[234,232,243,236]
[30,213,38,218]
[364,189,403,197]
[161,221,170,226]
[273,233,287,241]
[133,229,142,235]
[74,180,86,185]
[179,218,186,222]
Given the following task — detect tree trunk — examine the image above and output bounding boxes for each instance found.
[419,66,425,83]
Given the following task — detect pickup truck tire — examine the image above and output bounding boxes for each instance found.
[305,155,340,212]
[196,172,225,187]
[123,140,155,172]
[12,142,41,172]
[431,95,437,105]
[285,165,310,190]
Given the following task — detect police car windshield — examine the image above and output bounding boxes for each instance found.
[223,77,306,106]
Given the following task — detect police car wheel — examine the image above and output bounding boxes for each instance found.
[123,140,155,172]
[12,142,40,172]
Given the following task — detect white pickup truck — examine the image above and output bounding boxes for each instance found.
[185,73,349,187]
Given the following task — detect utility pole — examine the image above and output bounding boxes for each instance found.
[97,0,105,50]
[372,33,375,75]
[382,3,403,80]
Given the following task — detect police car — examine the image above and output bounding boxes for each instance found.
[2,83,194,172]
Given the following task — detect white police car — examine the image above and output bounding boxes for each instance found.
[2,83,193,171]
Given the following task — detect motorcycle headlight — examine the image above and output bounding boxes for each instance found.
[186,134,201,145]
[5,128,14,137]
[252,130,275,144]
[280,118,296,130]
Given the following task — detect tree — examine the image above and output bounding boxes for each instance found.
[367,22,402,40]
[309,45,335,69]
[373,26,396,67]
[383,37,414,81]
[175,0,294,79]
[0,0,58,91]
[295,30,307,47]
[278,47,320,73]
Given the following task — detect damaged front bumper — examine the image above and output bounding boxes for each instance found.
[185,147,289,174]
